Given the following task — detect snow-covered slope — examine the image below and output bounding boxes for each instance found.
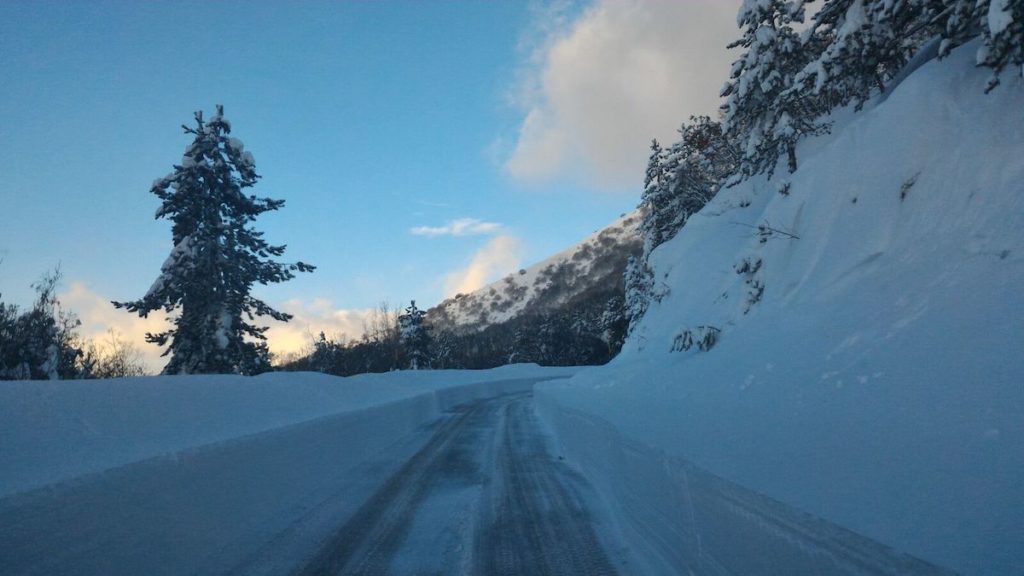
[428,212,641,332]
[537,43,1023,575]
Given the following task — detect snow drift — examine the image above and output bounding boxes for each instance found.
[537,42,1023,575]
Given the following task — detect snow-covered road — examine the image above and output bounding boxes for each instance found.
[295,392,620,575]
[0,381,620,576]
[0,370,956,575]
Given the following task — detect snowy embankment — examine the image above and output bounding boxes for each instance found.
[0,364,576,498]
[537,44,1023,576]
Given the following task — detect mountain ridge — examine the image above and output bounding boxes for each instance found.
[426,211,642,335]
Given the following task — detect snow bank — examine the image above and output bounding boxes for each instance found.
[0,364,577,498]
[537,44,1023,575]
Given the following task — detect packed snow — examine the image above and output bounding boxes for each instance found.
[536,42,1023,575]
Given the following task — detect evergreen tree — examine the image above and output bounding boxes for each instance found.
[640,119,736,259]
[114,106,314,375]
[643,138,667,192]
[795,0,929,109]
[507,325,538,365]
[599,296,627,354]
[639,138,674,256]
[308,331,347,375]
[934,0,1024,90]
[623,255,654,333]
[722,0,828,178]
[398,300,432,370]
[662,118,737,239]
[0,270,83,380]
[975,0,1023,91]
[433,329,460,369]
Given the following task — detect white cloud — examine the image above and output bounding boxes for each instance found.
[59,282,171,373]
[444,235,525,296]
[505,0,739,191]
[410,218,504,237]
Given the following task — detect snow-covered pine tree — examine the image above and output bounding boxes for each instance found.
[308,331,346,374]
[598,296,627,354]
[662,117,738,237]
[722,0,828,178]
[935,0,1023,91]
[639,117,737,262]
[623,255,654,334]
[114,106,314,376]
[643,138,667,192]
[974,0,1024,90]
[795,0,930,109]
[433,329,459,369]
[398,300,432,370]
[638,139,672,257]
[633,121,734,333]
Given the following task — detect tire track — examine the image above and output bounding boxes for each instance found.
[293,400,491,576]
[294,392,618,576]
[473,396,618,576]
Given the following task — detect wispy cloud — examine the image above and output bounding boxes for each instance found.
[505,0,738,191]
[444,235,524,296]
[411,218,504,238]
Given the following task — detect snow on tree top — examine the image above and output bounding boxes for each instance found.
[989,0,1014,36]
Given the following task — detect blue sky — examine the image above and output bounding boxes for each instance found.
[0,1,738,365]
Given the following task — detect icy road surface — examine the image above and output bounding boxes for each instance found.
[0,387,620,576]
[295,392,619,575]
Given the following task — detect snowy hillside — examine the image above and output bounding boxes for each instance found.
[427,212,641,333]
[537,43,1023,576]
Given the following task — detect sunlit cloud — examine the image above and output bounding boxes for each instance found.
[410,218,504,237]
[59,282,170,373]
[444,235,524,296]
[59,282,379,370]
[505,0,738,191]
[264,299,376,359]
